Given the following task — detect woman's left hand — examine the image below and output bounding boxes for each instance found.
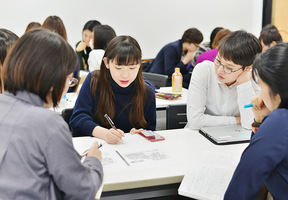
[129,128,145,135]
[251,95,271,123]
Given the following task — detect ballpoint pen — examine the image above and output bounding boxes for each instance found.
[104,114,124,140]
[81,143,103,157]
[104,114,117,130]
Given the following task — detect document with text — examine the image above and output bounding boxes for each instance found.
[178,151,241,200]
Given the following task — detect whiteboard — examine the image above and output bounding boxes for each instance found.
[1,0,262,59]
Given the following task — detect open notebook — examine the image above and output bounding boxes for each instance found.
[199,125,251,145]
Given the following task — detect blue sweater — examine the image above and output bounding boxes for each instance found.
[69,73,156,136]
[147,40,191,88]
[225,109,288,200]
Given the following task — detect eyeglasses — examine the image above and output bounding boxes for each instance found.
[67,76,78,87]
[213,58,243,74]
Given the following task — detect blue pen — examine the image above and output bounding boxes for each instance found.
[244,103,264,108]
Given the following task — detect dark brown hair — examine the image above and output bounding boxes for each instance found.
[181,28,203,44]
[93,25,116,49]
[2,28,77,107]
[0,28,19,93]
[211,29,231,49]
[90,36,148,128]
[259,28,282,46]
[218,30,262,68]
[42,16,67,41]
[25,22,41,33]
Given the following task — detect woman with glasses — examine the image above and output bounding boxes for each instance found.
[186,30,262,129]
[225,43,288,200]
[0,29,103,199]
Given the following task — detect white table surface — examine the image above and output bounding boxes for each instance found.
[72,128,248,192]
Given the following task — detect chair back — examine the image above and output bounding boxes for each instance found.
[142,72,168,88]
[166,104,187,129]
[61,108,75,136]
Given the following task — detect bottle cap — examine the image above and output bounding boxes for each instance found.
[175,68,180,72]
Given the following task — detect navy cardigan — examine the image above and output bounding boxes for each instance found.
[225,108,288,200]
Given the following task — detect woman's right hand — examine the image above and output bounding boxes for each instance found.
[251,95,271,123]
[76,41,87,52]
[87,141,102,161]
[104,128,125,144]
[92,126,125,144]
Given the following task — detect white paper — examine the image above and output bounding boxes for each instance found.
[178,152,240,200]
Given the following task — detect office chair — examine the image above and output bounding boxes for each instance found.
[61,108,75,136]
[166,104,187,130]
[142,72,168,88]
[141,58,154,72]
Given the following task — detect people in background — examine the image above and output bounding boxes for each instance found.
[42,15,79,92]
[189,27,224,69]
[70,36,156,144]
[196,29,231,65]
[146,28,203,88]
[0,28,19,94]
[24,22,41,33]
[42,15,67,41]
[225,43,288,200]
[186,30,262,129]
[0,29,103,199]
[259,24,282,52]
[88,25,116,72]
[76,20,101,71]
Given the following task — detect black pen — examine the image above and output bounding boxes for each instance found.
[104,114,117,130]
[81,143,103,157]
[104,114,124,140]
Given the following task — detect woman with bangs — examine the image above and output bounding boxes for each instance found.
[70,36,156,144]
[186,30,262,130]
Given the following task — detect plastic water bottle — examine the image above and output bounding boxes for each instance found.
[172,68,182,93]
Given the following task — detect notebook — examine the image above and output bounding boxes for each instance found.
[199,125,251,145]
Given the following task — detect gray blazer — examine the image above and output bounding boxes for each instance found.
[0,91,103,200]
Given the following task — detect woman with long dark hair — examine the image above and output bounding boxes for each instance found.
[70,35,156,144]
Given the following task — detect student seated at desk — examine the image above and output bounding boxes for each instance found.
[76,20,101,71]
[0,29,103,199]
[70,36,156,144]
[146,28,203,89]
[186,30,262,129]
[88,24,116,72]
[225,43,288,200]
[259,24,282,53]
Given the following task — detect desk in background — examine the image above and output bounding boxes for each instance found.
[73,128,248,200]
[55,87,188,130]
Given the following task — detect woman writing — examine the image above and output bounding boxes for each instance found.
[70,36,156,144]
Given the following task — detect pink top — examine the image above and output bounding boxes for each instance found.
[196,49,218,65]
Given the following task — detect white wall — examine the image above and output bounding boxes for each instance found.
[1,0,263,59]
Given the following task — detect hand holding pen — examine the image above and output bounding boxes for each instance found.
[81,141,102,162]
[244,95,271,123]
